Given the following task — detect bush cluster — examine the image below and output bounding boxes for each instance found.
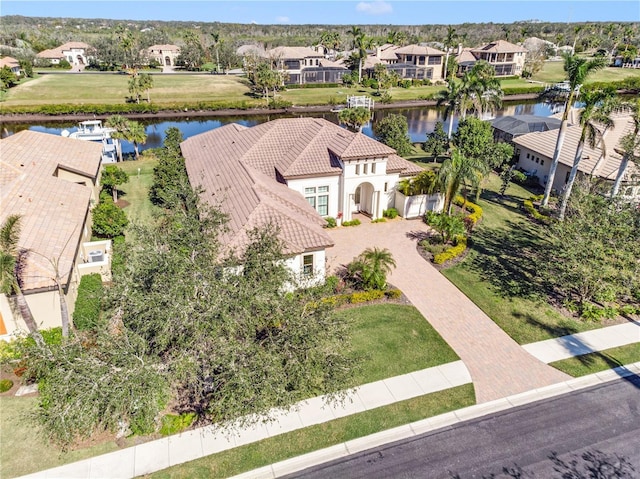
[0,379,13,393]
[285,83,341,89]
[319,288,402,307]
[341,219,361,227]
[433,236,467,265]
[523,195,553,224]
[73,273,104,331]
[324,217,337,228]
[371,218,386,223]
[383,208,398,219]
[159,412,197,436]
[453,196,483,225]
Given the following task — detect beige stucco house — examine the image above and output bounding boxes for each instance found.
[181,118,422,282]
[0,56,21,76]
[36,42,93,66]
[0,131,111,339]
[146,44,181,66]
[267,46,348,84]
[363,43,446,81]
[513,110,640,200]
[456,40,527,77]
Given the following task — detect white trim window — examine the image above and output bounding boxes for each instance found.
[305,186,329,216]
[302,254,314,276]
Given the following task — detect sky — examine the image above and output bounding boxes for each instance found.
[2,0,639,25]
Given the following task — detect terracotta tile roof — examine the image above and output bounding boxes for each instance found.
[394,44,445,56]
[147,44,180,52]
[0,131,102,292]
[36,42,92,59]
[456,48,477,64]
[513,112,638,181]
[472,39,527,54]
[181,118,419,255]
[268,46,323,59]
[0,56,20,68]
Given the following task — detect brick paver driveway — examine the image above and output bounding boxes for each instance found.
[326,218,569,403]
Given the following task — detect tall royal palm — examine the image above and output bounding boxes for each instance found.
[435,79,465,138]
[558,89,617,220]
[126,120,148,160]
[438,149,488,214]
[611,99,640,197]
[541,53,607,207]
[0,215,45,347]
[442,26,457,80]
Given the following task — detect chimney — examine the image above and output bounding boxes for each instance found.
[457,44,463,55]
[376,46,381,59]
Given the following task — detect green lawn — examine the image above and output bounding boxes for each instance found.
[0,396,137,479]
[343,304,460,386]
[2,73,255,107]
[115,156,160,227]
[549,343,640,377]
[441,173,611,344]
[530,61,640,84]
[148,384,475,479]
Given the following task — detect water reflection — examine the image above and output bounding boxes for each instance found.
[1,101,558,155]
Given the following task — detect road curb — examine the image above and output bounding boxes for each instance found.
[229,362,640,479]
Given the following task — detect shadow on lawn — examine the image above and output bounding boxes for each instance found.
[523,313,639,387]
[466,218,546,299]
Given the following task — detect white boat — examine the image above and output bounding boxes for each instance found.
[61,120,120,164]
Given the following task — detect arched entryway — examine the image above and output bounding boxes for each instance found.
[165,56,172,66]
[351,181,379,219]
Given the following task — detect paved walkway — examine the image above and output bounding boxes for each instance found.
[18,361,472,479]
[326,218,570,403]
[523,322,640,363]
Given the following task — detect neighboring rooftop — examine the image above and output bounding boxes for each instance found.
[472,39,528,54]
[492,115,562,137]
[0,131,102,292]
[36,41,92,59]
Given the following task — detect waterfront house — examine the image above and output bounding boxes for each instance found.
[181,118,423,281]
[456,40,527,77]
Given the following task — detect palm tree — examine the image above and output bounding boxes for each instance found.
[0,215,45,347]
[462,61,503,119]
[540,53,607,207]
[105,115,129,162]
[442,26,457,80]
[558,89,617,220]
[438,149,487,214]
[359,247,396,290]
[611,99,640,197]
[210,32,221,72]
[125,121,148,160]
[435,79,465,138]
[138,72,153,103]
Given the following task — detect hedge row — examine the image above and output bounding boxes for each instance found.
[319,288,402,307]
[285,83,341,89]
[433,236,467,265]
[453,196,483,225]
[73,273,103,331]
[522,194,553,224]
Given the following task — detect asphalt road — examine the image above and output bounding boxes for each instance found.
[286,376,640,479]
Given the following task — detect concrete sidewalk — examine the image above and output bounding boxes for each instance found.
[231,362,640,479]
[523,321,640,363]
[17,361,472,479]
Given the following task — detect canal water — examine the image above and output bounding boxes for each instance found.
[2,100,559,156]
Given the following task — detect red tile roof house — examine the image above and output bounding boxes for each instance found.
[513,110,640,200]
[0,56,21,76]
[36,41,93,66]
[181,118,422,283]
[0,131,112,338]
[146,44,181,67]
[456,40,528,77]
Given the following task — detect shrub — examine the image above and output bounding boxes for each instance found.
[511,170,528,184]
[385,289,402,299]
[325,217,337,228]
[383,208,398,219]
[73,273,104,331]
[342,219,361,227]
[92,199,129,238]
[620,305,639,316]
[523,195,553,224]
[433,236,467,265]
[0,340,22,364]
[372,218,386,223]
[453,196,483,225]
[0,379,13,393]
[349,290,385,304]
[159,412,197,436]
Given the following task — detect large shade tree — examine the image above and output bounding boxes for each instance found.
[541,53,607,207]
